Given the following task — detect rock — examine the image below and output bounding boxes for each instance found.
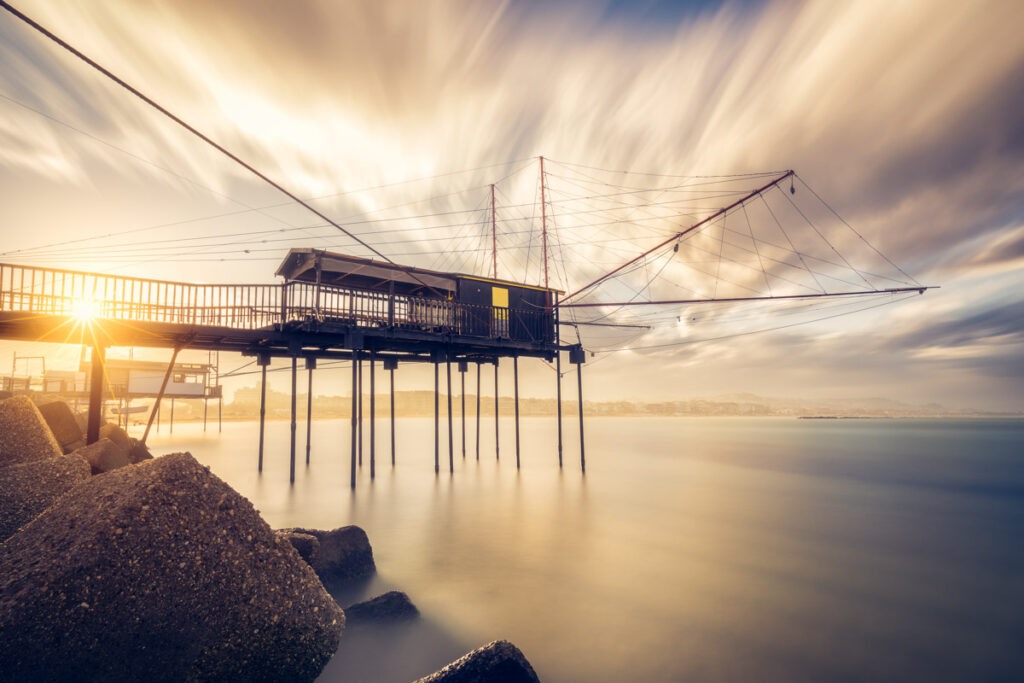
[0,454,91,542]
[127,438,154,464]
[73,410,89,435]
[345,591,419,625]
[0,396,63,468]
[34,400,85,454]
[71,438,132,475]
[0,452,344,681]
[277,530,320,564]
[99,423,132,453]
[282,525,376,585]
[415,640,541,683]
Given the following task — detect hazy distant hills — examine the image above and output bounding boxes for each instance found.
[198,386,1020,420]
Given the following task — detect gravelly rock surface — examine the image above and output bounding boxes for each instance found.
[35,400,85,454]
[415,640,541,683]
[0,396,63,467]
[128,438,154,464]
[72,437,131,475]
[0,452,344,682]
[345,591,419,625]
[99,422,132,452]
[0,454,91,542]
[277,530,320,564]
[282,525,376,585]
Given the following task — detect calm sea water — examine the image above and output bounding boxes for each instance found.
[146,417,1024,682]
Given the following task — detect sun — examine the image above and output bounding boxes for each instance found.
[71,298,99,322]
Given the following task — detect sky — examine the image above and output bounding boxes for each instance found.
[0,0,1022,411]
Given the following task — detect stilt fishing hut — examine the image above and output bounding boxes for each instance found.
[264,248,581,485]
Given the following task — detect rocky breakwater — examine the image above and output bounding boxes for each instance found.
[0,394,545,681]
[0,450,344,681]
[0,396,92,542]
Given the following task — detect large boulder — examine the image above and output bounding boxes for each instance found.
[0,452,344,681]
[127,438,154,464]
[99,423,132,453]
[71,438,131,475]
[283,525,376,584]
[415,640,541,683]
[277,530,320,565]
[0,396,63,467]
[344,591,419,626]
[35,400,86,454]
[0,454,90,542]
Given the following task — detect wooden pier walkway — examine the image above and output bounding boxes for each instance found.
[0,260,585,485]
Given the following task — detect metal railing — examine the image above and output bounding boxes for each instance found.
[0,262,554,343]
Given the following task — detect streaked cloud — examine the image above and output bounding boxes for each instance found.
[1,0,1022,409]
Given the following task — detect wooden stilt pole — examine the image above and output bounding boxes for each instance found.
[556,350,563,468]
[434,360,440,474]
[389,359,396,467]
[513,356,520,470]
[447,355,453,474]
[86,344,105,445]
[350,353,357,490]
[577,361,585,474]
[374,352,378,481]
[494,360,500,460]
[475,362,481,460]
[169,398,175,435]
[257,357,268,473]
[460,362,466,458]
[305,357,315,466]
[357,354,363,466]
[555,296,563,468]
[289,355,297,484]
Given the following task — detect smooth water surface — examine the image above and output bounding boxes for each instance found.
[147,417,1024,682]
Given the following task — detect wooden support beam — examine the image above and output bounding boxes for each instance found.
[141,345,183,446]
[86,344,105,445]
